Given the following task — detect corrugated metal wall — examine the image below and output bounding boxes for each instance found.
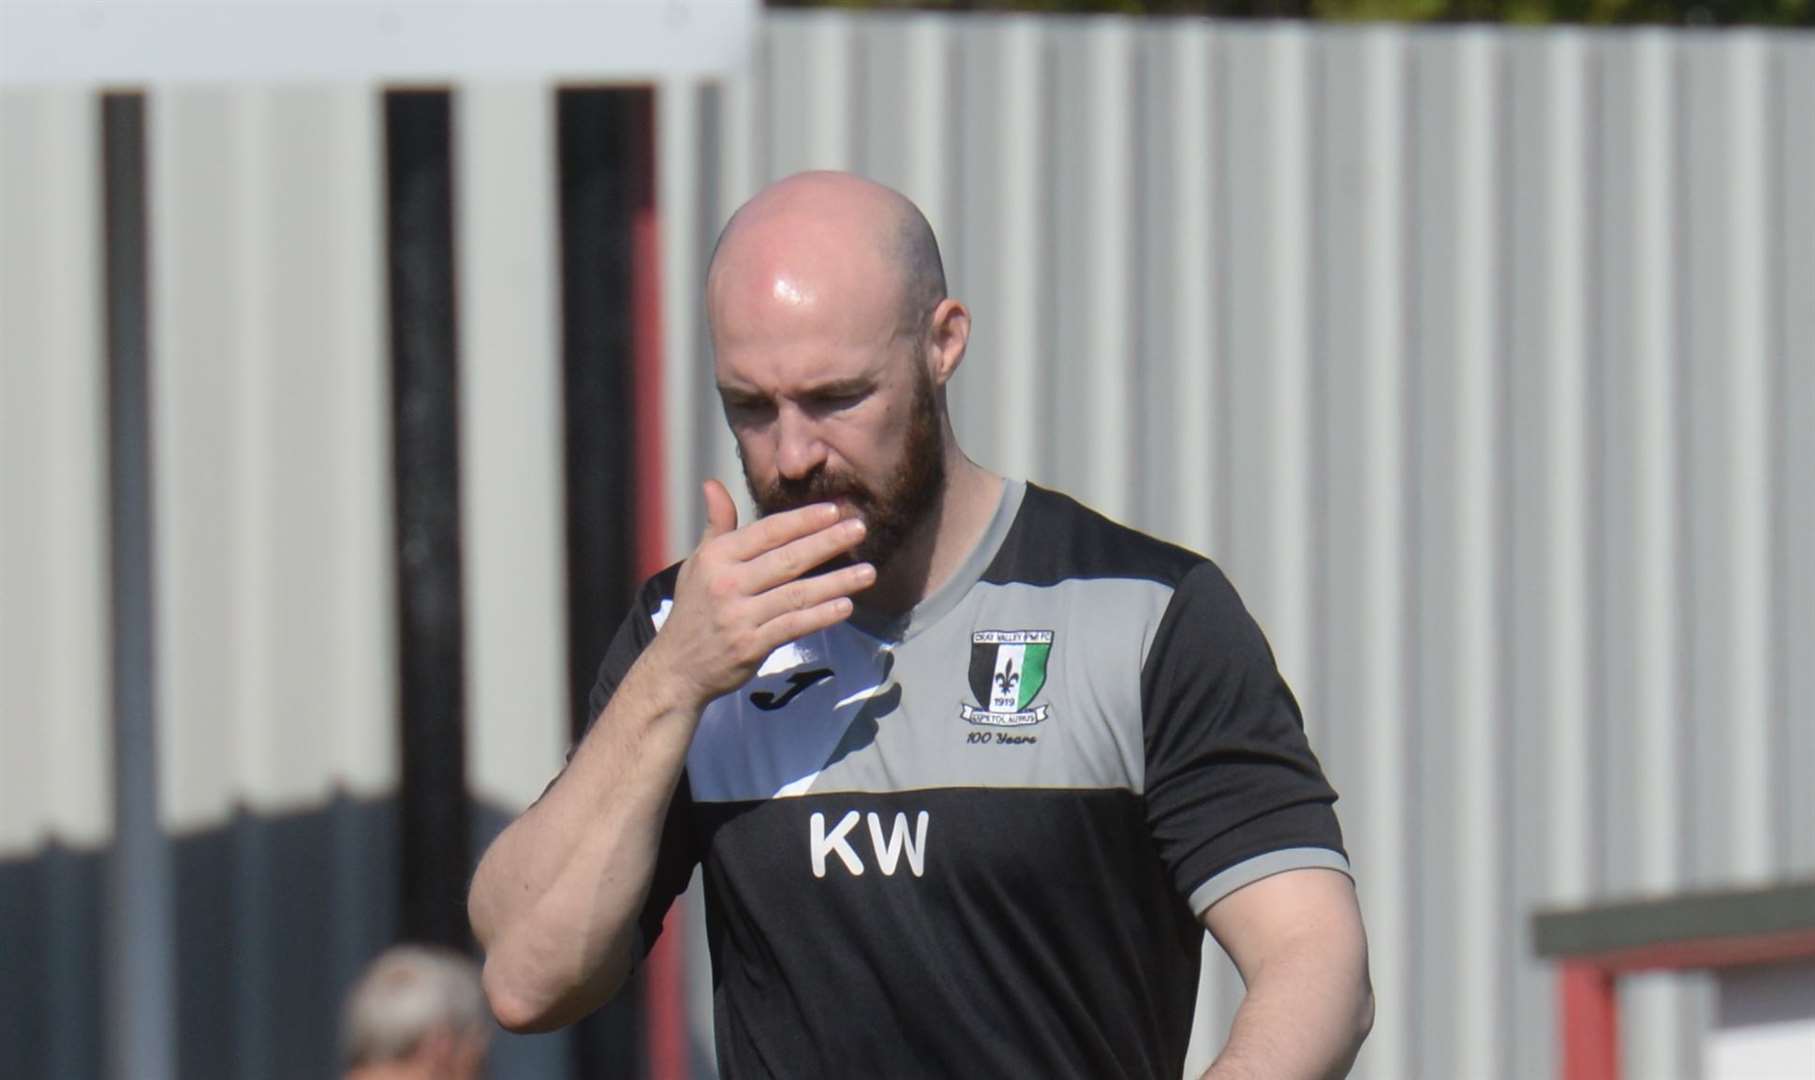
[3,13,1812,1080]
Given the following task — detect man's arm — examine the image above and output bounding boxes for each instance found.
[467,646,701,1033]
[467,482,875,1033]
[1198,867,1373,1080]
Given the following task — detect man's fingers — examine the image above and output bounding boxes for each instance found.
[745,517,867,592]
[701,479,739,542]
[756,595,860,650]
[751,561,876,625]
[720,500,845,561]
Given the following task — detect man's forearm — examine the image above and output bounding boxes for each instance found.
[468,649,702,1030]
[470,490,876,1031]
[1201,939,1374,1080]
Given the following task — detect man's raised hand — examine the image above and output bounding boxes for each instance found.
[649,479,875,709]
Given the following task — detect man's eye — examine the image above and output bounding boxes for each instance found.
[726,398,773,419]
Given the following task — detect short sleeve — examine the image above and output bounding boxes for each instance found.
[583,595,659,735]
[1141,561,1349,915]
[566,580,698,962]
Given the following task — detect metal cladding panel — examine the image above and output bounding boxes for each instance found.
[148,86,397,832]
[0,90,113,856]
[454,84,570,816]
[145,84,400,1077]
[0,88,113,1080]
[657,16,1815,1079]
[948,17,1045,488]
[1781,36,1815,881]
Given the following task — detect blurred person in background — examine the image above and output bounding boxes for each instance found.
[340,943,491,1080]
[470,171,1372,1078]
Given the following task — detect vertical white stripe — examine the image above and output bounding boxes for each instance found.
[1631,30,1683,899]
[1452,31,1505,1077]
[901,16,951,252]
[661,77,705,556]
[150,87,245,832]
[1360,27,1409,1080]
[0,89,112,852]
[222,88,392,814]
[232,89,284,809]
[803,12,852,171]
[1267,25,1315,735]
[322,85,398,799]
[1724,33,1773,883]
[1167,26,1216,558]
[711,53,763,520]
[992,19,1042,485]
[455,84,570,813]
[1083,20,1133,521]
[1545,32,1592,904]
[1627,32,1692,1080]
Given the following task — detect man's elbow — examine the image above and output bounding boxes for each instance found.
[482,956,598,1035]
[1331,966,1375,1074]
[483,962,556,1035]
[479,937,633,1035]
[1351,981,1376,1051]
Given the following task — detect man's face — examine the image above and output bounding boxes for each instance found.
[737,354,945,571]
[709,199,951,572]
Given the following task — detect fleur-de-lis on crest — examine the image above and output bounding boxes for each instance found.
[994,660,1019,695]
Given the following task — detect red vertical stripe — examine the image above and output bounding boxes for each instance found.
[627,89,689,1080]
[630,92,667,584]
[1559,963,1619,1080]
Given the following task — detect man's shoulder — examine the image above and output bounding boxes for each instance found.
[621,562,685,625]
[986,483,1207,590]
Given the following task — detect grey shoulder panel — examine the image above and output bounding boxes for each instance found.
[685,576,1177,802]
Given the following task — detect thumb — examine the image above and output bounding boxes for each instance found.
[701,479,739,542]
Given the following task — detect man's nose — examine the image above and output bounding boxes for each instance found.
[775,407,828,481]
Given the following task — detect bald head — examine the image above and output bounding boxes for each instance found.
[707,171,946,344]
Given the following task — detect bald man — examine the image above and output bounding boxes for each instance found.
[469,172,1372,1079]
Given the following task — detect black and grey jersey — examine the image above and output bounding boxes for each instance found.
[581,480,1348,1080]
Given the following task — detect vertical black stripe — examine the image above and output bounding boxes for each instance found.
[385,90,471,950]
[101,91,176,1080]
[557,86,649,1080]
[560,87,645,731]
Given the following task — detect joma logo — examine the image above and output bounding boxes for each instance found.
[809,810,930,878]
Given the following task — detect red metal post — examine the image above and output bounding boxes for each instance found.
[1559,962,1619,1080]
[628,88,688,1080]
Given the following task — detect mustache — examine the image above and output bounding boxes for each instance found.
[754,470,876,514]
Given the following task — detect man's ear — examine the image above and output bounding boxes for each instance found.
[927,298,971,387]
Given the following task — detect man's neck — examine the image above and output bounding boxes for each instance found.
[860,455,1002,615]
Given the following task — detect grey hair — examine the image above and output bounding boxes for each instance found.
[339,944,489,1069]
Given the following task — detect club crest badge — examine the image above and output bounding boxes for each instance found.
[962,630,1053,727]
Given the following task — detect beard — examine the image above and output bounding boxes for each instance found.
[745,364,946,573]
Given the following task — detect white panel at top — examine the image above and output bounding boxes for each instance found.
[0,0,756,84]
